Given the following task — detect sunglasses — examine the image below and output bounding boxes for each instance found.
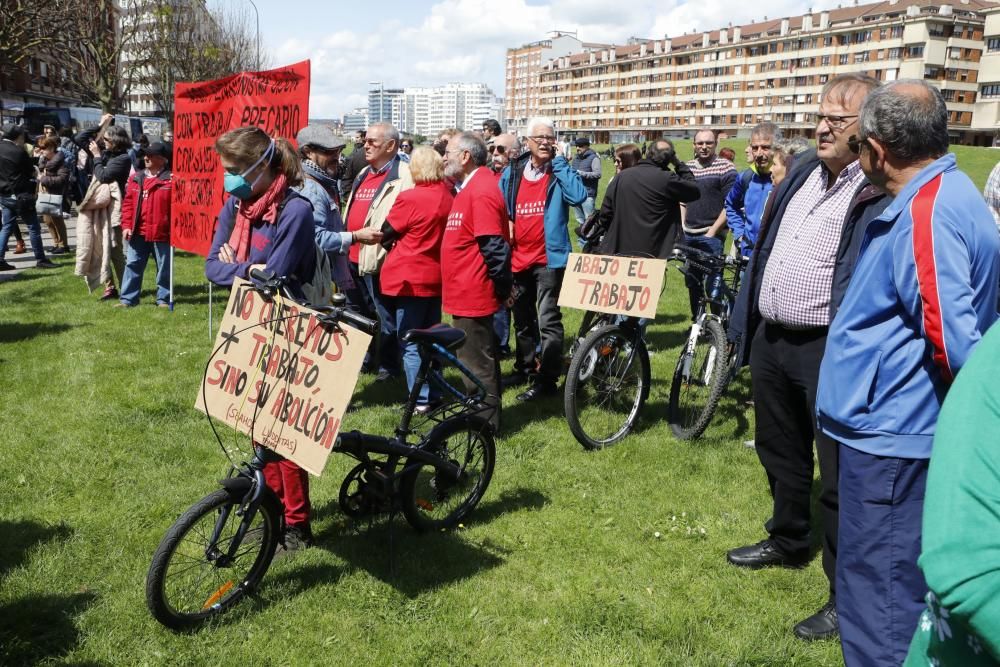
[400,143,412,149]
[488,145,507,154]
[847,134,868,154]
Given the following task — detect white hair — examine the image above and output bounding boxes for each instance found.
[368,122,399,143]
[526,116,555,135]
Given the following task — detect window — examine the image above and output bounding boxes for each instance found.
[892,25,904,38]
[988,37,1000,52]
[980,83,1000,98]
[906,44,925,58]
[856,51,870,63]
[887,47,903,59]
[839,53,850,65]
[821,55,832,66]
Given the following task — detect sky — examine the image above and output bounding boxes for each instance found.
[247,0,847,119]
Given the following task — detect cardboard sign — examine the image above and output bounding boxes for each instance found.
[195,279,370,476]
[558,252,667,320]
[171,60,310,256]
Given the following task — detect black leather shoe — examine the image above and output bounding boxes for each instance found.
[726,539,808,569]
[516,383,558,402]
[793,600,839,641]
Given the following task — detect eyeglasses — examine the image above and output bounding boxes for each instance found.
[814,113,858,130]
[488,145,507,154]
[528,135,556,144]
[363,138,381,146]
[847,134,869,154]
[400,144,412,149]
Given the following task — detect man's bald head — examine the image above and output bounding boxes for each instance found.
[858,79,948,161]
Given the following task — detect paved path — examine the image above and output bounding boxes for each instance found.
[0,213,79,283]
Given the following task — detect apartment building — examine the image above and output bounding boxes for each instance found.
[533,0,999,146]
[366,83,502,137]
[505,32,612,134]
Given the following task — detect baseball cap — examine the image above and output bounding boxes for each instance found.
[296,125,347,151]
[143,141,171,159]
[574,137,591,147]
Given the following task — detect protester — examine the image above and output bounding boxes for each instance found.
[904,322,1000,666]
[74,156,124,294]
[294,124,380,296]
[339,129,368,201]
[570,137,601,235]
[769,137,811,187]
[815,79,1000,665]
[725,73,883,642]
[442,131,512,429]
[498,116,586,401]
[343,122,413,381]
[205,126,317,552]
[719,147,736,162]
[0,125,57,271]
[379,146,453,411]
[398,138,413,161]
[35,135,71,255]
[116,142,172,308]
[433,128,460,157]
[481,119,502,144]
[128,133,149,172]
[679,129,737,317]
[725,123,779,256]
[612,143,641,176]
[598,139,699,258]
[488,133,522,358]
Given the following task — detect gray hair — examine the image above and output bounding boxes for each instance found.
[455,131,489,167]
[820,72,881,107]
[859,79,948,161]
[773,136,810,158]
[750,122,781,142]
[526,116,555,135]
[368,122,399,144]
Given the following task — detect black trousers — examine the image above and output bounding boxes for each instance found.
[749,321,838,597]
[512,265,564,387]
[452,315,501,431]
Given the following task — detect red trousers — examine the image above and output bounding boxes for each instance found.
[263,458,311,528]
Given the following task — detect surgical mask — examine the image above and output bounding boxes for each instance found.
[223,140,275,200]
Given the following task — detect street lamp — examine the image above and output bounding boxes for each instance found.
[246,0,260,70]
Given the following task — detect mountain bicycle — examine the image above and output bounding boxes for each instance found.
[146,270,497,631]
[666,245,749,440]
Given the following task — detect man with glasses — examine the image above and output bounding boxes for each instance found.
[726,122,780,257]
[680,129,737,318]
[815,80,999,665]
[726,73,884,643]
[498,116,586,401]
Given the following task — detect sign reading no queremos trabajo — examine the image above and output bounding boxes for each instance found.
[558,253,667,320]
[195,278,371,476]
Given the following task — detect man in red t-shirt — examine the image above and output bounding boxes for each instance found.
[441,131,512,430]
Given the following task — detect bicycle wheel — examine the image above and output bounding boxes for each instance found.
[667,318,729,440]
[564,323,651,450]
[400,416,496,532]
[146,487,280,630]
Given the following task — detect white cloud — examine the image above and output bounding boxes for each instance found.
[279,0,846,119]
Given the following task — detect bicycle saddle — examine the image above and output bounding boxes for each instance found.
[402,324,466,350]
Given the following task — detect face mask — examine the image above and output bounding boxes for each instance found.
[223,139,275,200]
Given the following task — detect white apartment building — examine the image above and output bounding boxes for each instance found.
[528,0,999,145]
[371,83,502,137]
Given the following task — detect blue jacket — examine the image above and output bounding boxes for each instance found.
[816,154,1000,459]
[725,167,773,254]
[295,176,353,290]
[499,153,587,269]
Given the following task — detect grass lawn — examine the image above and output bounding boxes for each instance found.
[1,145,996,666]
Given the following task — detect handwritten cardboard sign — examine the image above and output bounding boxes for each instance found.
[195,279,370,476]
[171,60,310,256]
[558,252,667,319]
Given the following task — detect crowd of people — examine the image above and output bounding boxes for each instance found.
[5,73,1000,664]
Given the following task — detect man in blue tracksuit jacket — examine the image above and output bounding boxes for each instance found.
[498,117,586,400]
[725,122,778,255]
[815,80,1000,667]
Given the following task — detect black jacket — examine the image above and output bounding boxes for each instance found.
[728,150,892,364]
[339,145,368,200]
[93,150,132,197]
[0,139,35,196]
[597,160,700,259]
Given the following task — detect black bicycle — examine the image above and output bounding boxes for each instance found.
[666,245,748,440]
[146,270,497,630]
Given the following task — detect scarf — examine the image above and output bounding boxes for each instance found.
[228,172,288,262]
[302,159,340,207]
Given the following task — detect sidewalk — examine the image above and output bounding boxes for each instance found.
[0,213,78,283]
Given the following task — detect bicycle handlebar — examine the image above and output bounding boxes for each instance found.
[670,245,749,271]
[247,268,378,336]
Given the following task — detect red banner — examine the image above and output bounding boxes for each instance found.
[170,60,310,256]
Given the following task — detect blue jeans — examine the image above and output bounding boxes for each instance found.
[0,196,45,261]
[493,307,510,349]
[120,233,171,305]
[681,233,723,318]
[572,196,596,249]
[362,272,400,375]
[388,295,442,405]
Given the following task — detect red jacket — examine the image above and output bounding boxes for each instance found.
[121,169,172,242]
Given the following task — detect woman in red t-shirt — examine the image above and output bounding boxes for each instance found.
[379,146,454,409]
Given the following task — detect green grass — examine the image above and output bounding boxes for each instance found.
[2,146,997,665]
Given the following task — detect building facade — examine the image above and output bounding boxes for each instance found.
[505,32,594,134]
[530,0,999,145]
[342,107,368,134]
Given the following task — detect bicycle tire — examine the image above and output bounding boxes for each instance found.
[146,487,280,630]
[399,416,496,532]
[564,323,651,450]
[667,318,729,440]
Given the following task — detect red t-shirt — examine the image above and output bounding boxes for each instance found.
[512,173,549,272]
[441,169,510,318]
[380,181,454,297]
[345,168,389,263]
